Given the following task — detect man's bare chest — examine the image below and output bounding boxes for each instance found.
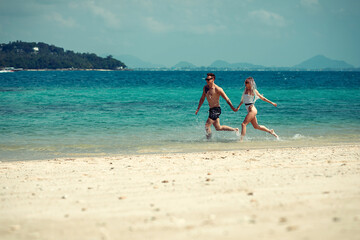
[205,87,219,100]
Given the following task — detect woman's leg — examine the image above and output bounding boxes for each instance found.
[241,110,257,141]
[250,116,278,138]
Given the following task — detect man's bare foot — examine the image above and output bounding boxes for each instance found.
[235,128,240,136]
[270,129,279,139]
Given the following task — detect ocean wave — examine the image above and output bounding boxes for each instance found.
[292,134,306,140]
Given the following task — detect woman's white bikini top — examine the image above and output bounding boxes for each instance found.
[243,94,255,105]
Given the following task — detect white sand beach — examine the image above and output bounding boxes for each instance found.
[1,144,359,240]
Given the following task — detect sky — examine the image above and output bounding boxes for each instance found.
[1,0,359,67]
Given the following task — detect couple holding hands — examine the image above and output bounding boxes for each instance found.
[195,73,278,140]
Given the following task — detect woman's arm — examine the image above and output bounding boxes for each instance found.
[255,90,277,107]
[236,101,243,111]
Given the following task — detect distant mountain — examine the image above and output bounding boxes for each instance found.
[172,61,197,69]
[116,55,165,69]
[209,60,231,68]
[111,53,357,71]
[294,55,354,69]
[210,60,266,69]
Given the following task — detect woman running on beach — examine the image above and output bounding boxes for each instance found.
[235,77,278,141]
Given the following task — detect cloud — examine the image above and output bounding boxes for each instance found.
[186,24,227,35]
[145,17,173,33]
[300,0,319,9]
[248,10,286,27]
[142,18,226,35]
[85,1,121,29]
[48,13,77,28]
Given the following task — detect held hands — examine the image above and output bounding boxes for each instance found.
[231,105,241,112]
[235,103,242,112]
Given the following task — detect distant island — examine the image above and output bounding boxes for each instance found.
[0,41,127,70]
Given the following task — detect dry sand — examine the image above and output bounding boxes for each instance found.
[1,144,359,240]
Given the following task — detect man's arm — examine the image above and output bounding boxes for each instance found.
[219,87,236,111]
[195,88,206,115]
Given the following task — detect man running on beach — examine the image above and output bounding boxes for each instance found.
[195,73,239,139]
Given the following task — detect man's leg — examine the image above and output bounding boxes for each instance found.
[213,118,239,132]
[205,118,214,139]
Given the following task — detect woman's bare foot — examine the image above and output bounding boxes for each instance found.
[270,129,279,139]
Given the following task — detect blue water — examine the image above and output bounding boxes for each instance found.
[1,71,359,161]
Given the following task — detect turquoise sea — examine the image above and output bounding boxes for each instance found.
[0,71,359,161]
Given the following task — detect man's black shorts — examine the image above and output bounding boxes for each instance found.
[208,107,221,120]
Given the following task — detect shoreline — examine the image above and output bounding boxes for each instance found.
[1,139,359,162]
[1,144,359,239]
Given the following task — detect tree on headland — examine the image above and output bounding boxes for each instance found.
[0,41,127,70]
